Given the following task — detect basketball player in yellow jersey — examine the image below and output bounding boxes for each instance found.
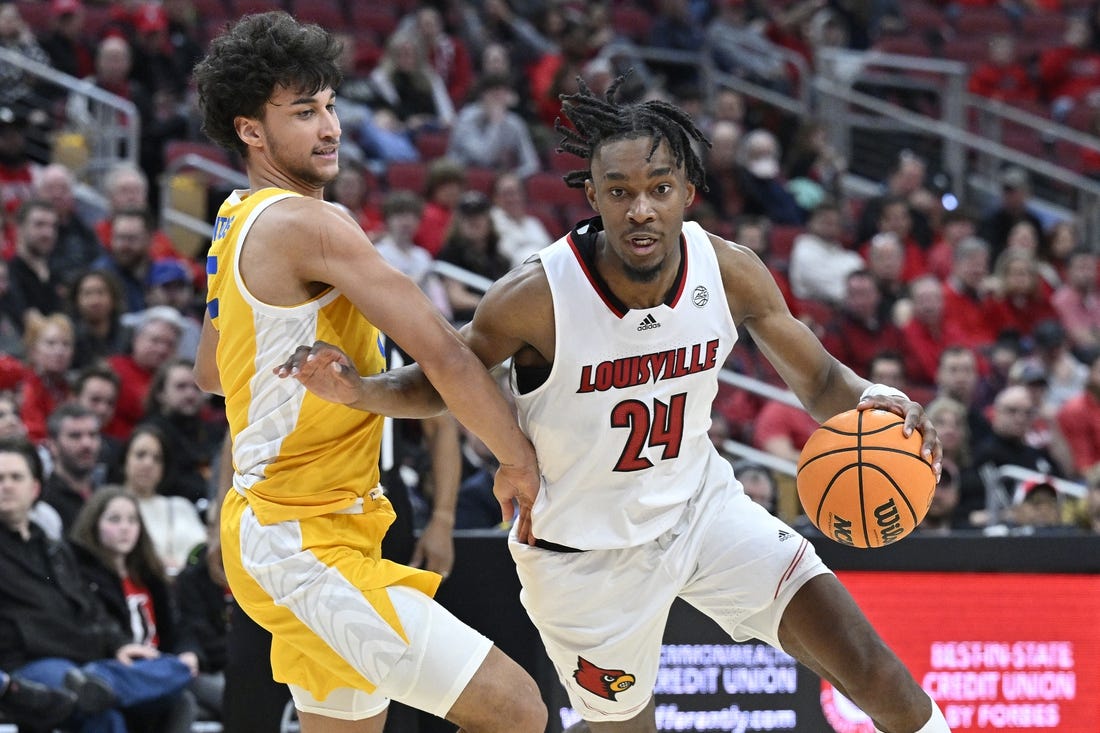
[191,12,545,733]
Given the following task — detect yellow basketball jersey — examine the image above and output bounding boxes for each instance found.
[206,187,387,525]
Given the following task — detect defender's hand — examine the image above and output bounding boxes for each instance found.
[274,341,363,406]
[494,462,540,545]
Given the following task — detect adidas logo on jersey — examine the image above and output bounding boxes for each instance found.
[637,314,661,331]
[778,529,793,542]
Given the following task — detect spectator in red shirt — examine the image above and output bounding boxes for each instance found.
[413,158,467,257]
[925,209,977,281]
[37,0,95,82]
[943,235,998,351]
[0,108,36,248]
[900,274,949,391]
[1052,246,1100,358]
[1004,219,1061,290]
[859,196,927,283]
[1056,351,1100,478]
[751,397,818,465]
[399,7,474,107]
[1038,15,1100,120]
[528,17,592,129]
[984,248,1059,342]
[104,305,182,440]
[821,269,905,378]
[325,163,385,241]
[19,313,75,444]
[968,34,1039,104]
[93,163,187,264]
[855,149,935,249]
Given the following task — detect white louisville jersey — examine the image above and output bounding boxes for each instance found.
[514,219,739,550]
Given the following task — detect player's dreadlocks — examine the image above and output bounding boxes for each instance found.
[555,74,711,191]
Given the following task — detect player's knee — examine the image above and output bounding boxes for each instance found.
[509,674,548,732]
[449,649,546,732]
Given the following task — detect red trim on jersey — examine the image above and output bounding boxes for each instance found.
[774,538,808,599]
[567,233,626,319]
[667,233,689,307]
[565,232,691,318]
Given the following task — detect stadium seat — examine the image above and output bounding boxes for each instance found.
[1000,127,1045,160]
[190,0,232,23]
[348,5,398,39]
[1054,139,1092,174]
[562,202,594,228]
[874,36,933,58]
[524,171,587,208]
[465,167,498,195]
[940,37,990,65]
[385,161,429,194]
[51,132,89,173]
[529,202,566,236]
[1019,13,1068,42]
[81,5,113,38]
[414,129,451,160]
[290,0,347,30]
[953,7,1014,36]
[232,0,287,16]
[164,141,233,170]
[902,2,946,33]
[768,225,804,265]
[610,5,653,43]
[546,150,587,174]
[165,172,209,259]
[13,1,51,32]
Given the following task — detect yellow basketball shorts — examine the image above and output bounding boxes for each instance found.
[220,488,489,715]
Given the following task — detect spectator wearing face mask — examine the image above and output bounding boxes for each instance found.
[734,128,807,225]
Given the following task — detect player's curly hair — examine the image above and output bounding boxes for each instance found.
[193,11,343,157]
[555,74,710,190]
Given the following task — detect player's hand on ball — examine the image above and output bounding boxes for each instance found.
[494,461,540,545]
[857,394,942,481]
[274,341,363,406]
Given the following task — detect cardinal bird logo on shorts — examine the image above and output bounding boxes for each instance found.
[573,656,636,701]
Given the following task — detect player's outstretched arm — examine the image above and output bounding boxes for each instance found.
[269,201,541,533]
[273,342,445,418]
[276,337,534,537]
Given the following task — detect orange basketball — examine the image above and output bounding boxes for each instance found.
[796,408,936,549]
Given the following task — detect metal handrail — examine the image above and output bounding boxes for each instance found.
[966,93,1100,152]
[813,73,1100,239]
[595,38,812,116]
[430,260,496,294]
[814,76,1100,187]
[159,153,248,240]
[0,45,139,182]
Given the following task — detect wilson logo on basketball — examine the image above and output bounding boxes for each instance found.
[573,657,636,701]
[874,499,905,544]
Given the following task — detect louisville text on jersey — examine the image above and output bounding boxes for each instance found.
[576,339,721,393]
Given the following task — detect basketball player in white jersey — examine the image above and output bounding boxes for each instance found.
[280,76,952,733]
[191,12,545,733]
